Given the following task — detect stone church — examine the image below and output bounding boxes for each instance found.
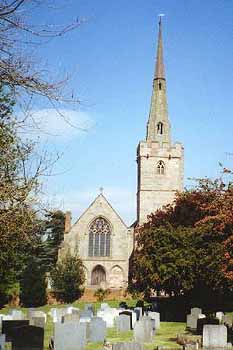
[59,18,184,292]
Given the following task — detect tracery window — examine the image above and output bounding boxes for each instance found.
[157,160,165,175]
[157,122,164,135]
[88,217,111,257]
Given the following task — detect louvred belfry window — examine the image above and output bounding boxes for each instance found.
[88,217,111,257]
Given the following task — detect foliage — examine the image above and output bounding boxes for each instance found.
[131,177,233,303]
[50,251,85,303]
[94,288,110,302]
[42,210,65,270]
[20,255,47,307]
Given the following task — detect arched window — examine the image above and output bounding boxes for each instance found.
[88,217,111,257]
[157,122,163,135]
[157,160,165,175]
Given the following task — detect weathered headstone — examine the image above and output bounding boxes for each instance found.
[186,314,198,330]
[190,308,202,317]
[84,304,94,313]
[119,311,133,329]
[134,308,142,321]
[28,310,47,323]
[216,311,224,323]
[133,316,153,343]
[196,317,219,335]
[89,317,106,342]
[54,321,86,350]
[112,342,144,350]
[223,314,233,326]
[116,314,131,332]
[10,325,44,350]
[100,303,109,310]
[30,316,45,328]
[0,334,5,350]
[147,312,160,329]
[97,309,115,327]
[61,313,80,323]
[2,320,29,342]
[203,325,227,348]
[10,310,25,320]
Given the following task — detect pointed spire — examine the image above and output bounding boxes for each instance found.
[146,16,171,144]
[155,16,165,80]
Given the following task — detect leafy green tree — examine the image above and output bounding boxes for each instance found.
[51,251,85,303]
[130,177,233,305]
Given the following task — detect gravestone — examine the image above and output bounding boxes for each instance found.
[28,310,47,323]
[223,314,233,326]
[186,314,198,330]
[147,312,160,329]
[54,321,86,350]
[0,334,5,350]
[203,325,227,348]
[61,313,80,323]
[133,316,153,343]
[30,316,45,328]
[190,308,202,317]
[119,311,133,329]
[101,303,109,310]
[112,342,144,350]
[134,308,142,321]
[2,320,29,342]
[84,304,94,313]
[116,314,131,332]
[216,311,224,323]
[196,317,219,335]
[10,325,44,350]
[10,310,25,320]
[97,309,115,327]
[89,317,106,342]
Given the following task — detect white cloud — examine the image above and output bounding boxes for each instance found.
[18,108,94,143]
[43,186,136,226]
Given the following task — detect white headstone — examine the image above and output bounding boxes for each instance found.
[191,308,202,317]
[89,317,106,342]
[203,325,227,348]
[147,312,160,329]
[216,311,224,323]
[54,322,86,350]
[0,334,5,350]
[133,316,153,343]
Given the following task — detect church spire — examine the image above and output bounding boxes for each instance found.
[146,16,171,145]
[155,16,165,79]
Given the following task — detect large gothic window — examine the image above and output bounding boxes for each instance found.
[157,122,164,135]
[157,160,165,175]
[88,217,111,257]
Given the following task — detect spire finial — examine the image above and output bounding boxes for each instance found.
[155,14,165,80]
[99,186,104,194]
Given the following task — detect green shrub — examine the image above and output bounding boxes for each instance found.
[94,288,110,302]
[51,251,85,303]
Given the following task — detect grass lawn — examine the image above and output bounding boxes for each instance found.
[1,300,189,350]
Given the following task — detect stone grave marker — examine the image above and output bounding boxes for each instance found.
[84,304,94,313]
[116,314,131,332]
[10,325,44,350]
[28,310,47,323]
[134,308,142,321]
[196,317,219,335]
[203,324,227,348]
[30,316,45,328]
[89,317,106,342]
[216,311,224,323]
[97,309,115,327]
[119,311,133,329]
[112,342,144,350]
[0,334,5,350]
[186,314,198,330]
[147,312,160,329]
[100,303,109,310]
[223,314,233,326]
[133,316,153,343]
[2,320,29,342]
[54,321,87,350]
[10,310,25,320]
[61,313,80,323]
[190,308,202,317]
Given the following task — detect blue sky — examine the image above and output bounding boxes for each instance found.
[27,0,233,225]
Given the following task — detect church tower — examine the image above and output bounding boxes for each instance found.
[137,18,184,225]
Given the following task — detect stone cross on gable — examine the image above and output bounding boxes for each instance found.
[99,187,104,194]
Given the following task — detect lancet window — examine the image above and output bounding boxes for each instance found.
[157,160,165,175]
[157,122,164,134]
[88,217,111,257]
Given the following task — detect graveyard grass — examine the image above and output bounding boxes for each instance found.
[1,300,196,350]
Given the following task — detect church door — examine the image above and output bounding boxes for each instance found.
[91,265,106,285]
